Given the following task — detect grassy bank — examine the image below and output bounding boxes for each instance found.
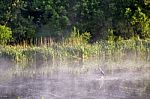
[0,37,149,65]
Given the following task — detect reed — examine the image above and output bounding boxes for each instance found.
[0,35,149,66]
[0,28,150,63]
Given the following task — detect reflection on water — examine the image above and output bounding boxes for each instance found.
[0,58,150,99]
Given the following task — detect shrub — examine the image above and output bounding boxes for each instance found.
[64,27,91,45]
[0,25,12,45]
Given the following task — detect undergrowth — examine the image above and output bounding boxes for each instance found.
[0,28,149,66]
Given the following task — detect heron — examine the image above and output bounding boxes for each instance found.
[98,67,105,76]
[97,67,105,89]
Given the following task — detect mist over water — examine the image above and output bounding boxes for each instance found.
[0,55,150,99]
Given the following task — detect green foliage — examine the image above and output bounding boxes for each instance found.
[109,0,149,40]
[0,38,149,64]
[0,25,12,44]
[0,46,26,62]
[12,16,36,42]
[130,7,150,39]
[0,0,149,43]
[107,28,116,41]
[65,27,91,45]
[0,0,36,43]
[73,0,105,36]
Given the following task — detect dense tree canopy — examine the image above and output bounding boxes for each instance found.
[0,0,149,43]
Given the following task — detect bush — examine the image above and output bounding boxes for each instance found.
[0,25,12,45]
[64,27,91,45]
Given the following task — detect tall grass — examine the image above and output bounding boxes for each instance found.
[0,37,149,64]
[0,29,149,66]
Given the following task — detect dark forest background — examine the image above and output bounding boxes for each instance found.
[0,0,149,44]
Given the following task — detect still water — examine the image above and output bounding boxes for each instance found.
[0,57,150,99]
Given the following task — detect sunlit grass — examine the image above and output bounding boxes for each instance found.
[0,28,149,64]
[0,36,149,67]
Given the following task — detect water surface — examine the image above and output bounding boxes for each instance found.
[0,57,150,99]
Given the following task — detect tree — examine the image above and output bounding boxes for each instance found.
[108,0,149,39]
[0,0,36,43]
[0,0,149,44]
